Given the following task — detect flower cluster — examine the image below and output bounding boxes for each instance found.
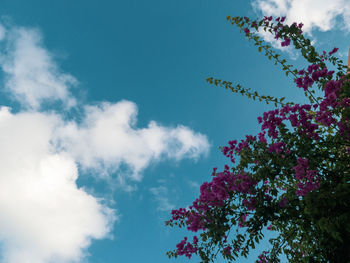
[267,141,288,154]
[224,245,232,255]
[296,64,334,91]
[238,214,248,227]
[176,236,198,259]
[258,103,320,140]
[293,157,320,196]
[167,15,350,263]
[170,207,188,221]
[170,167,258,233]
[222,136,257,163]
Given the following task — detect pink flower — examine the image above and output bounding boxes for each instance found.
[281,37,291,47]
[328,47,339,55]
[238,214,247,227]
[224,245,232,255]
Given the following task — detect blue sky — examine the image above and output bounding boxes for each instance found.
[0,0,349,263]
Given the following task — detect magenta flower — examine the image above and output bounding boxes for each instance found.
[328,47,339,55]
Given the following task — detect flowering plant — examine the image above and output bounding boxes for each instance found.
[166,16,350,263]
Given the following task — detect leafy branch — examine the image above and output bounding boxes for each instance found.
[206,77,294,107]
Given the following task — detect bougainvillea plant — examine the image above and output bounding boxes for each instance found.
[166,16,350,263]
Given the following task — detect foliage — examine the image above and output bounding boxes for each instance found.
[166,15,350,263]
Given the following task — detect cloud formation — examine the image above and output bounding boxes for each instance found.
[0,107,115,263]
[0,26,77,109]
[252,0,350,33]
[0,23,210,263]
[56,101,210,182]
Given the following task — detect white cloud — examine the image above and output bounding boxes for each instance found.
[252,0,350,33]
[0,107,116,263]
[0,22,210,263]
[149,186,175,211]
[0,26,77,109]
[56,101,210,182]
[0,102,209,262]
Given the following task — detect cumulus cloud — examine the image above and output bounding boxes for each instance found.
[252,0,350,33]
[56,101,210,182]
[0,26,77,109]
[0,21,210,263]
[0,107,116,263]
